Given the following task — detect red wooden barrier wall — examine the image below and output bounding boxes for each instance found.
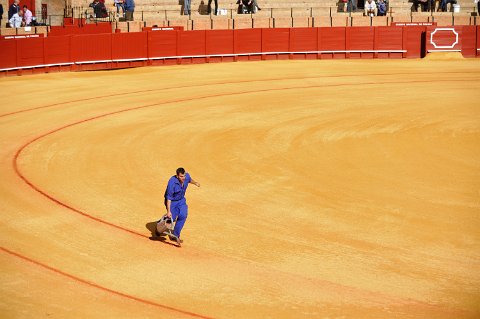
[347,26,374,59]
[262,28,290,53]
[111,32,148,60]
[177,30,207,63]
[477,25,480,57]
[461,26,477,58]
[0,26,478,75]
[44,36,72,65]
[17,37,44,67]
[404,26,426,58]
[426,26,462,53]
[205,30,234,63]
[290,28,317,51]
[148,31,177,59]
[234,29,262,61]
[375,26,403,59]
[318,27,346,59]
[0,40,17,69]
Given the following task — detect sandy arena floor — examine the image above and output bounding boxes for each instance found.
[1,55,479,319]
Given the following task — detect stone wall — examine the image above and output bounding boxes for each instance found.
[1,0,8,27]
[34,0,64,25]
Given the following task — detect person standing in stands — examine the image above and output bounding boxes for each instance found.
[124,0,135,20]
[0,3,3,28]
[252,0,262,11]
[0,4,4,28]
[207,0,218,15]
[23,5,32,26]
[377,0,387,15]
[183,0,191,15]
[8,0,20,20]
[114,0,125,17]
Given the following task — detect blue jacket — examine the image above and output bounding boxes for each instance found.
[8,3,19,20]
[124,0,135,11]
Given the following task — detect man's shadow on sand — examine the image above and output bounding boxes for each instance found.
[145,221,179,247]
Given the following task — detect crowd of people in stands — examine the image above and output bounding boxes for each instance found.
[1,0,478,28]
[237,0,262,13]
[0,0,34,28]
[343,0,387,16]
[362,0,387,16]
[182,0,261,15]
[89,0,135,21]
[412,0,457,11]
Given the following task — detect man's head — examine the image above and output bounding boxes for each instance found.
[23,5,27,9]
[176,167,186,183]
[14,0,19,5]
[18,10,23,16]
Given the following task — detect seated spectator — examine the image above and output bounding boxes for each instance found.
[207,0,218,15]
[9,9,23,27]
[23,5,32,26]
[125,0,135,20]
[252,0,262,11]
[89,0,108,18]
[364,0,377,16]
[413,0,433,11]
[237,0,253,13]
[377,0,387,15]
[439,0,456,11]
[114,0,124,17]
[344,0,357,12]
[0,4,4,29]
[237,0,262,14]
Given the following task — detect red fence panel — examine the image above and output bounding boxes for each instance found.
[44,36,72,64]
[426,26,462,53]
[177,30,206,56]
[347,27,374,51]
[148,31,177,58]
[318,27,346,58]
[82,23,113,34]
[289,27,318,52]
[318,27,346,51]
[461,25,477,58]
[477,26,480,57]
[375,26,403,50]
[49,24,113,37]
[262,28,290,52]
[404,26,426,58]
[112,32,148,60]
[71,33,112,62]
[48,26,76,37]
[0,40,18,69]
[206,30,234,55]
[16,37,44,67]
[375,26,403,58]
[234,28,262,54]
[347,26,374,58]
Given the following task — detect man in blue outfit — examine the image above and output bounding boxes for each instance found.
[162,167,200,244]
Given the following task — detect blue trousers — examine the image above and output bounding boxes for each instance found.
[170,200,188,238]
[183,0,191,15]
